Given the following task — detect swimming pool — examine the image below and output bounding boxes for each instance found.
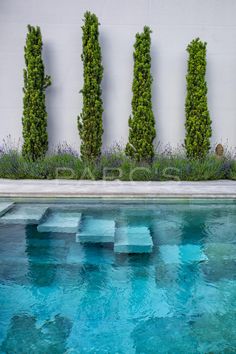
[0,199,235,353]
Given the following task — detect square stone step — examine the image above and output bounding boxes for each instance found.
[159,244,208,264]
[0,205,48,225]
[0,202,14,217]
[37,210,82,233]
[114,226,153,254]
[204,243,236,262]
[77,217,115,243]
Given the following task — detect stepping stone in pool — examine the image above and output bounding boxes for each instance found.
[37,210,82,233]
[180,244,208,263]
[159,244,208,264]
[0,205,48,225]
[0,202,14,217]
[114,226,153,254]
[77,217,115,243]
[204,243,236,262]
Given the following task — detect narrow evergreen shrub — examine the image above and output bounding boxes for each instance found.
[78,12,104,161]
[22,25,51,161]
[125,26,156,162]
[185,38,212,159]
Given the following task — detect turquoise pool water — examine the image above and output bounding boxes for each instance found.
[0,200,236,353]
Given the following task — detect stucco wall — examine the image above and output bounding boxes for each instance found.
[0,0,235,153]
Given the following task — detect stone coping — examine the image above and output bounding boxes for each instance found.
[0,179,235,199]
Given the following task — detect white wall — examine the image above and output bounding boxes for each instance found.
[0,0,235,153]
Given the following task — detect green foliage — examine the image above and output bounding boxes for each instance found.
[229,160,236,180]
[0,148,234,181]
[152,155,232,181]
[125,26,156,162]
[185,38,212,159]
[0,151,23,179]
[22,25,51,161]
[78,12,104,161]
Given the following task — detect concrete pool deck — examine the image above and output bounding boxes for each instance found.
[0,179,235,199]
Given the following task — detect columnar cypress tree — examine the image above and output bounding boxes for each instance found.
[125,26,156,162]
[78,12,103,161]
[22,25,51,161]
[185,38,212,159]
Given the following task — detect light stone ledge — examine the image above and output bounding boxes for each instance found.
[0,179,235,199]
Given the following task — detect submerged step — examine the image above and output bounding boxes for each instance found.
[114,226,153,254]
[159,244,208,264]
[77,217,115,243]
[0,202,14,217]
[37,210,82,233]
[204,243,236,262]
[0,205,48,225]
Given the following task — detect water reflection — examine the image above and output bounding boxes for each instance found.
[1,314,72,354]
[25,225,58,287]
[0,201,236,353]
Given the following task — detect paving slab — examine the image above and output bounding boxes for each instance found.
[159,244,208,264]
[0,179,235,198]
[0,205,48,225]
[0,202,14,217]
[37,211,81,233]
[114,226,153,253]
[77,218,115,243]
